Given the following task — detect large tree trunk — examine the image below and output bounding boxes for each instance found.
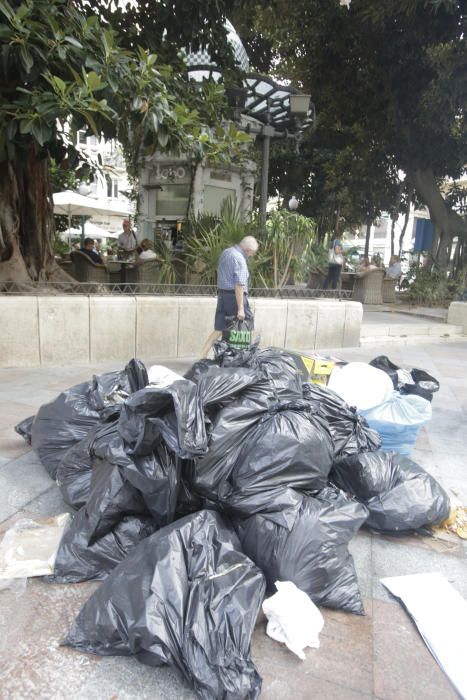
[364,219,372,258]
[390,217,395,257]
[398,194,412,256]
[406,167,467,269]
[0,146,59,283]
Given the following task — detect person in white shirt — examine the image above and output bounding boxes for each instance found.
[118,219,139,251]
[137,239,158,260]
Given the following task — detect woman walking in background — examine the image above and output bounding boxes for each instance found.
[323,239,344,290]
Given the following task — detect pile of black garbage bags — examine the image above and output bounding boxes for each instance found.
[16,346,451,700]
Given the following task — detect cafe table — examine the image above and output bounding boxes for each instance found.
[340,271,357,292]
[106,259,135,285]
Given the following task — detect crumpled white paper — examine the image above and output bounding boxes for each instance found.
[262,580,324,660]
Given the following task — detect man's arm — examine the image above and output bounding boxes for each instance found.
[235,284,245,319]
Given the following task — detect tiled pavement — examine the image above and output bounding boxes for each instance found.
[0,343,466,699]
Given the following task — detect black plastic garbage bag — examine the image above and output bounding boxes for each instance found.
[118,381,207,459]
[195,366,264,409]
[121,445,182,527]
[56,429,101,509]
[369,355,440,402]
[234,487,368,615]
[49,510,156,583]
[84,461,149,544]
[56,419,125,509]
[192,399,333,525]
[88,358,148,411]
[172,387,271,510]
[210,345,304,401]
[251,348,304,401]
[30,380,101,479]
[49,459,153,582]
[14,415,34,444]
[176,460,205,518]
[58,413,182,528]
[63,510,265,700]
[332,452,451,533]
[226,401,333,516]
[213,340,259,368]
[302,382,381,458]
[30,360,148,479]
[331,451,401,500]
[184,358,218,383]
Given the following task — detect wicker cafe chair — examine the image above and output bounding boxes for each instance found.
[306,266,327,289]
[70,250,109,283]
[352,268,385,304]
[382,276,400,303]
[126,260,160,284]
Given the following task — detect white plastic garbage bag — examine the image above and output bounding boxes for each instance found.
[0,513,71,579]
[328,362,394,410]
[147,365,184,387]
[262,580,324,660]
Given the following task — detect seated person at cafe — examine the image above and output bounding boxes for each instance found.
[358,256,371,271]
[137,238,158,261]
[80,237,103,264]
[371,253,384,268]
[118,219,139,252]
[386,254,402,278]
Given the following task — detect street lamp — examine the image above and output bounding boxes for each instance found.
[259,94,311,227]
[288,195,299,211]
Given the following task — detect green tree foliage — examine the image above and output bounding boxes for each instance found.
[84,0,244,69]
[0,0,250,281]
[234,0,467,266]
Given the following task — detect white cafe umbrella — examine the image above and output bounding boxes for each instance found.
[61,223,119,241]
[53,190,131,219]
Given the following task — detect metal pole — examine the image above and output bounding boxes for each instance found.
[259,131,270,229]
[80,215,85,247]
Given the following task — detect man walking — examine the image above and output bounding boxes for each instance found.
[201,235,259,358]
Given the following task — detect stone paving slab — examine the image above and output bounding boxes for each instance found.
[0,344,466,699]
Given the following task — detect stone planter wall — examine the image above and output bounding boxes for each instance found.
[0,295,363,367]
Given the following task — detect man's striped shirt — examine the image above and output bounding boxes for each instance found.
[217,244,249,291]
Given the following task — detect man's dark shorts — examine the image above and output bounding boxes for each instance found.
[214,289,253,331]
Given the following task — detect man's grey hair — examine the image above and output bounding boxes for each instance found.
[239,236,259,252]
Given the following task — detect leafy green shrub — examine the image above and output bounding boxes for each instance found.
[400,264,463,306]
[52,234,71,258]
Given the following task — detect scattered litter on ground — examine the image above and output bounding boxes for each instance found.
[431,506,467,540]
[0,513,71,579]
[381,573,467,699]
